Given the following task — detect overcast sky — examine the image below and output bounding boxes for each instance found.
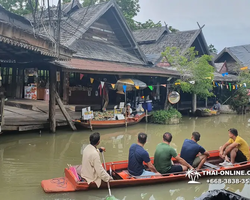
[134,0,250,53]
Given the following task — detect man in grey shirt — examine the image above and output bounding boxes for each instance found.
[213,100,221,111]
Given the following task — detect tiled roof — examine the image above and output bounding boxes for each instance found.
[71,39,144,65]
[137,29,200,64]
[54,58,238,82]
[215,63,224,72]
[215,44,250,72]
[133,27,167,44]
[55,59,180,77]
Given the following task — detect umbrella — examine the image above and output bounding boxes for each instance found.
[115,78,147,91]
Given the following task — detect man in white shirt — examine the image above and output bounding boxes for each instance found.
[81,132,113,188]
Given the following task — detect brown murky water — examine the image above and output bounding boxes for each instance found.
[1,114,250,200]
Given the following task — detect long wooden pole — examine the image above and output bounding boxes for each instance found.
[125,90,127,127]
[49,65,56,133]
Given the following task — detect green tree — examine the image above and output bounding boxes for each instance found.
[82,0,178,31]
[208,44,217,54]
[63,0,72,3]
[134,19,162,30]
[229,68,250,114]
[169,26,179,33]
[0,0,38,15]
[161,47,215,112]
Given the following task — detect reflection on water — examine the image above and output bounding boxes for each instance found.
[0,114,250,199]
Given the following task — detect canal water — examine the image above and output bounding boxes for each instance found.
[1,114,250,200]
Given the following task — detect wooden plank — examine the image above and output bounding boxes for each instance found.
[204,162,220,169]
[0,96,5,127]
[18,124,48,132]
[55,91,77,131]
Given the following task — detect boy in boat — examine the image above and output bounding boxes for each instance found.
[128,133,161,177]
[81,132,113,188]
[180,132,210,170]
[154,132,193,174]
[219,128,250,166]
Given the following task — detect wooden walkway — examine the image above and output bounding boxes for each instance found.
[3,99,81,132]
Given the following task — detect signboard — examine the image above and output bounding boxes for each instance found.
[82,107,93,120]
[119,102,125,109]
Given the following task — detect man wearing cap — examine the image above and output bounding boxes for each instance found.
[123,103,133,117]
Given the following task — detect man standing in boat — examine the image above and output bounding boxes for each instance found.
[154,132,193,174]
[219,128,250,166]
[180,132,210,170]
[128,133,161,177]
[81,132,113,188]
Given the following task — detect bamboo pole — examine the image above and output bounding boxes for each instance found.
[125,90,127,127]
[146,110,148,123]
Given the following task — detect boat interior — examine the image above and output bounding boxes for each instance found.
[104,156,249,181]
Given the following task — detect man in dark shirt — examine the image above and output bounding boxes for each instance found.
[180,132,210,170]
[128,133,160,177]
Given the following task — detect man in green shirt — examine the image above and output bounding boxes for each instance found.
[154,132,193,174]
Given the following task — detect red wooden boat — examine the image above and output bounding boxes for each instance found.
[75,113,146,129]
[41,149,250,193]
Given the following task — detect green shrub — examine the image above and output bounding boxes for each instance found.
[150,107,182,124]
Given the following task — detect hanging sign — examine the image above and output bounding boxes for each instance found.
[243,83,247,87]
[189,81,195,84]
[123,85,127,92]
[215,82,218,87]
[80,74,84,80]
[148,86,153,91]
[161,84,167,87]
[222,72,228,77]
[233,85,235,90]
[240,84,242,87]
[229,83,232,91]
[135,86,140,90]
[236,85,238,90]
[175,83,180,85]
[226,85,229,89]
[221,84,223,89]
[90,78,94,84]
[111,84,115,89]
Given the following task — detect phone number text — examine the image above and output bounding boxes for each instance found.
[207,179,250,184]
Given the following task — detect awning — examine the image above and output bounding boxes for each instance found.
[54,58,180,77]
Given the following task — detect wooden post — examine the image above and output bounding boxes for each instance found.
[0,87,5,130]
[12,67,17,98]
[55,91,77,131]
[49,66,56,133]
[125,91,127,127]
[205,98,208,107]
[164,84,170,110]
[192,93,197,114]
[62,72,69,104]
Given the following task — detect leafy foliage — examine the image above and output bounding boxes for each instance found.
[229,87,249,114]
[168,26,179,33]
[63,0,71,3]
[229,67,250,114]
[0,0,38,15]
[134,19,162,30]
[150,107,182,124]
[161,47,215,99]
[208,44,217,54]
[82,0,177,31]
